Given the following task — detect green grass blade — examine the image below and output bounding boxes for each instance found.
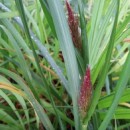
[83,0,120,126]
[91,48,107,84]
[99,46,130,130]
[0,109,21,129]
[75,49,86,76]
[0,25,39,101]
[41,100,74,126]
[92,0,117,67]
[13,93,30,128]
[98,88,130,109]
[115,14,130,43]
[78,0,89,65]
[1,19,33,60]
[14,1,65,129]
[0,90,25,129]
[0,68,54,130]
[14,0,45,82]
[0,3,69,93]
[88,0,105,67]
[38,0,57,37]
[115,27,130,46]
[0,123,20,130]
[118,123,130,130]
[30,33,69,93]
[46,0,80,129]
[24,5,41,39]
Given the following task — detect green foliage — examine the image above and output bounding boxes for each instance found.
[0,0,130,130]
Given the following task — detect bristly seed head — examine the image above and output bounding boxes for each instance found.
[78,65,92,118]
[66,0,82,50]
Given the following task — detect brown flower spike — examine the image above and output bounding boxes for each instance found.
[66,0,82,50]
[78,66,92,118]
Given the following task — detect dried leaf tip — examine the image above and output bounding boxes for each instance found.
[78,65,92,118]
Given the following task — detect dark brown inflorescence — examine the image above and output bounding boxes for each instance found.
[78,66,92,118]
[66,0,82,50]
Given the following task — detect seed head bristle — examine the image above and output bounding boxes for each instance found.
[78,66,92,118]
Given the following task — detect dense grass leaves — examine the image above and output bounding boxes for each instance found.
[46,0,81,129]
[83,0,120,126]
[0,0,130,129]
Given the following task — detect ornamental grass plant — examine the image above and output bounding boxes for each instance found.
[0,0,130,130]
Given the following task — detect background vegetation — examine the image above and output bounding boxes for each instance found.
[0,0,130,130]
